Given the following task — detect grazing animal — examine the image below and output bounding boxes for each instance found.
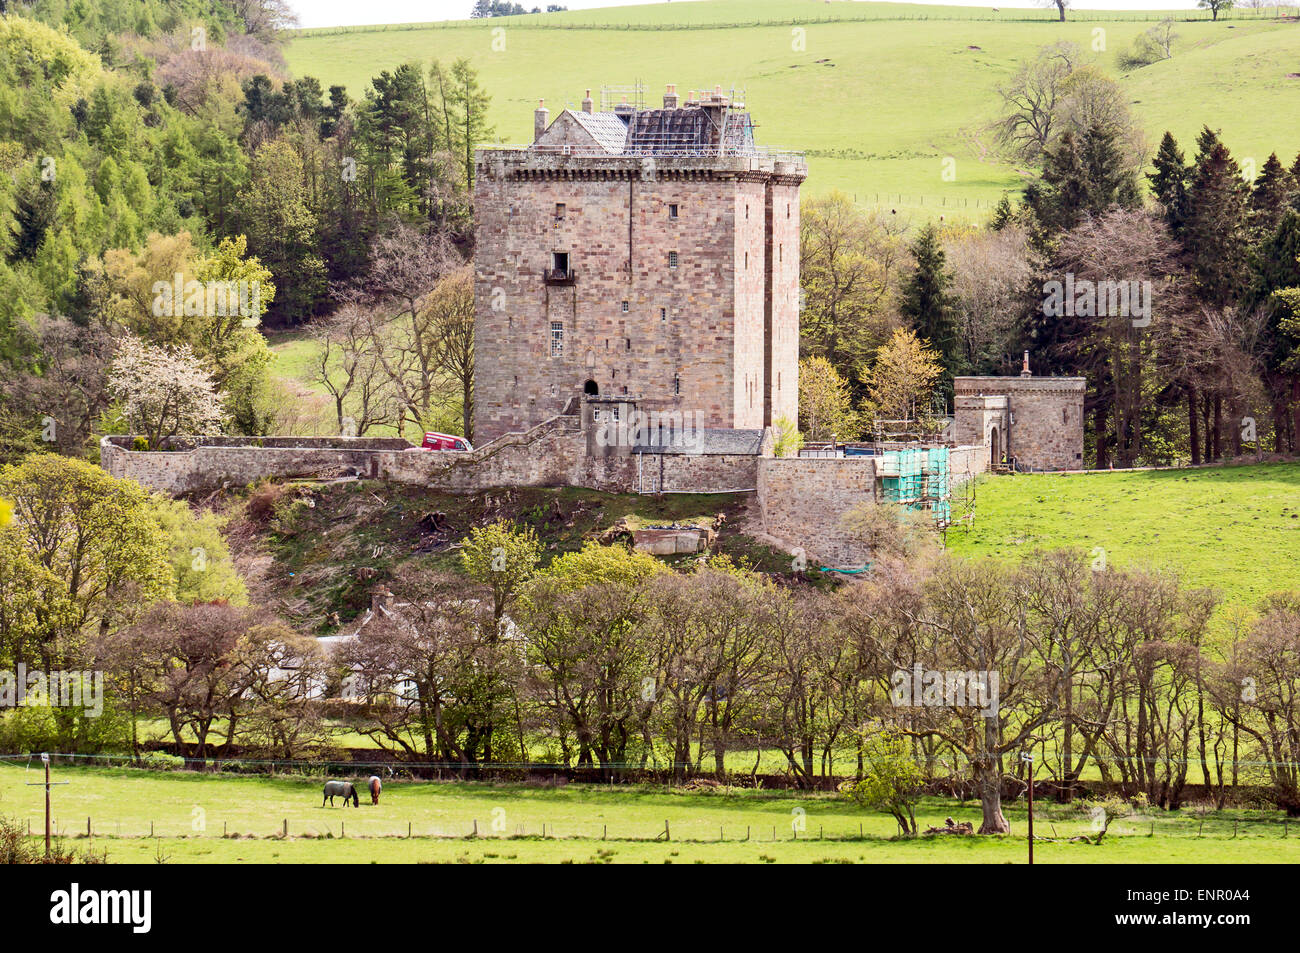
[368,775,382,805]
[322,780,359,807]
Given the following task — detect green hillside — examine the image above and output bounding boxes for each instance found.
[284,1,1300,218]
[945,462,1300,612]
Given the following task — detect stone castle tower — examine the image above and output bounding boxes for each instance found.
[472,84,806,443]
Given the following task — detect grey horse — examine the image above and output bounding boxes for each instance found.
[322,780,359,807]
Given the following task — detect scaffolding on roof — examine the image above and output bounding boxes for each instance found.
[599,83,646,112]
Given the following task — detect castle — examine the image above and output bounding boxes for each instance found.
[101,86,1087,568]
[472,85,805,442]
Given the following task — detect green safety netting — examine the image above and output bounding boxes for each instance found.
[878,446,950,525]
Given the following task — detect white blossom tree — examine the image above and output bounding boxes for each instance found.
[109,336,226,449]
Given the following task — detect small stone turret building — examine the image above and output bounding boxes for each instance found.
[472,85,806,444]
[952,353,1085,471]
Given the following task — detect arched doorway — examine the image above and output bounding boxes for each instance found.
[989,425,1001,465]
[583,379,599,396]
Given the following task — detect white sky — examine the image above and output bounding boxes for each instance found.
[288,0,1206,30]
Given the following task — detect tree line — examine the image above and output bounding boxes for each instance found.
[799,39,1300,466]
[5,498,1292,835]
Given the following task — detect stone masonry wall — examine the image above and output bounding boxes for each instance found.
[472,152,805,445]
[102,424,768,498]
[757,457,880,567]
[954,376,1085,471]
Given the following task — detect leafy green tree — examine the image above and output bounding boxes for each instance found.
[237,139,326,325]
[799,356,862,441]
[460,519,542,623]
[839,731,925,836]
[0,454,172,669]
[148,497,248,605]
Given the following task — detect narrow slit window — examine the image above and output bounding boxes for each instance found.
[668,203,679,220]
[668,251,678,269]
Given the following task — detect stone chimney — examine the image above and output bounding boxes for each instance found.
[613,95,635,123]
[534,99,549,142]
[663,83,678,108]
[581,88,594,113]
[1021,350,1032,378]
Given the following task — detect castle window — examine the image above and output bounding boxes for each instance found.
[546,251,575,284]
[555,203,566,221]
[786,203,790,218]
[550,321,563,357]
[668,251,678,269]
[1063,408,1068,424]
[660,308,667,322]
[621,301,629,312]
[745,204,749,220]
[779,244,783,262]
[745,251,749,269]
[674,374,680,396]
[669,204,679,220]
[626,338,631,350]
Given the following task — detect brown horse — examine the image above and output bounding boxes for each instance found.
[368,775,382,805]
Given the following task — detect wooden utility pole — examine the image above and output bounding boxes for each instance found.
[1021,751,1034,866]
[26,753,69,859]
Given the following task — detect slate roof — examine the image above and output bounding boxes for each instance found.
[635,428,764,456]
[567,110,631,154]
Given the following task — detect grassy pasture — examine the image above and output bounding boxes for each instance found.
[3,764,1298,864]
[284,1,1300,217]
[944,462,1300,615]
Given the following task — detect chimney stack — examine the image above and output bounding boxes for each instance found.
[1021,350,1032,378]
[613,94,635,122]
[534,99,549,142]
[663,83,678,109]
[581,88,593,113]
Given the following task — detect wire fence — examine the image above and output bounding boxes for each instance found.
[291,8,1298,38]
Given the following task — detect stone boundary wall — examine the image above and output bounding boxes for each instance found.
[756,444,990,567]
[949,444,990,484]
[100,435,411,496]
[101,421,773,497]
[757,457,880,567]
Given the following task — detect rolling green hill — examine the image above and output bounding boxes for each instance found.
[284,1,1300,218]
[945,462,1300,613]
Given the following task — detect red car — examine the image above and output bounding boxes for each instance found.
[420,432,473,451]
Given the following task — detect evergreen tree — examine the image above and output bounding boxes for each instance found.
[1147,131,1191,234]
[899,223,960,404]
[1249,153,1298,241]
[1185,127,1251,305]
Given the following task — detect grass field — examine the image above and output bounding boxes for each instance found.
[3,764,1297,863]
[284,0,1300,217]
[945,462,1300,612]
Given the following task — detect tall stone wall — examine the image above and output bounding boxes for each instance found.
[756,457,880,567]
